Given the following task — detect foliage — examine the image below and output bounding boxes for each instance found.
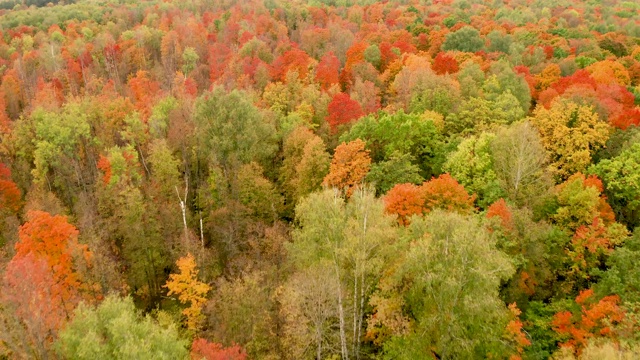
[164,253,211,331]
[56,295,189,360]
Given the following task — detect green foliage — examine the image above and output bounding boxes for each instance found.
[341,110,444,179]
[194,87,277,169]
[375,211,515,359]
[444,133,505,208]
[442,26,484,53]
[590,143,640,229]
[597,228,640,303]
[56,295,189,360]
[367,151,423,195]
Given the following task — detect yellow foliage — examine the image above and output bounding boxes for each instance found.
[586,60,630,86]
[164,253,211,331]
[530,100,610,181]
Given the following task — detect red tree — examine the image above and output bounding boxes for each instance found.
[432,52,459,75]
[191,338,247,360]
[315,52,340,90]
[326,92,364,131]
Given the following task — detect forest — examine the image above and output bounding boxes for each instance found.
[0,0,639,358]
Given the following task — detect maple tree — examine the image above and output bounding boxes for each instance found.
[383,183,426,226]
[323,139,372,198]
[552,289,625,354]
[325,92,364,132]
[164,253,211,331]
[191,339,247,360]
[421,173,476,214]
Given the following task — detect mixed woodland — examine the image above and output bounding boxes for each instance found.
[0,0,640,358]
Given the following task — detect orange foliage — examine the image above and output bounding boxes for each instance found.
[552,289,625,354]
[15,211,92,296]
[191,339,247,360]
[128,70,161,120]
[0,163,21,214]
[486,198,514,231]
[384,183,426,226]
[421,174,476,213]
[270,48,312,82]
[323,139,371,198]
[505,303,531,357]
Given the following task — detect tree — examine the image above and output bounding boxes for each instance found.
[165,253,211,331]
[552,290,625,354]
[194,87,277,169]
[323,139,371,198]
[0,163,21,214]
[341,110,444,179]
[325,92,364,132]
[421,174,476,214]
[290,187,397,360]
[236,162,283,222]
[278,263,341,360]
[444,133,505,208]
[315,52,340,90]
[491,121,551,206]
[0,255,66,359]
[383,183,426,226]
[280,127,330,215]
[190,339,247,360]
[442,26,484,53]
[530,100,610,181]
[15,210,95,314]
[432,52,459,75]
[368,211,515,359]
[589,143,640,229]
[366,151,423,195]
[55,295,189,360]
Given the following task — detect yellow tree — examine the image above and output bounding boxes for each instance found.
[530,100,610,181]
[164,253,211,331]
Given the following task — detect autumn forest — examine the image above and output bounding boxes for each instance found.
[0,0,639,358]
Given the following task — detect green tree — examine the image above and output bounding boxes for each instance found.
[443,133,505,208]
[589,143,640,229]
[56,295,189,360]
[289,187,397,360]
[442,26,484,53]
[369,211,515,359]
[367,151,423,195]
[194,87,277,169]
[341,110,443,179]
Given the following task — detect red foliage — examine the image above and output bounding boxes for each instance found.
[384,183,426,226]
[316,52,341,90]
[610,107,640,130]
[432,52,459,75]
[209,43,232,84]
[15,210,93,314]
[270,48,312,82]
[191,338,247,360]
[0,163,21,213]
[326,92,364,131]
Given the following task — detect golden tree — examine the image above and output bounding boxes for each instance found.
[164,253,211,331]
[530,100,610,181]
